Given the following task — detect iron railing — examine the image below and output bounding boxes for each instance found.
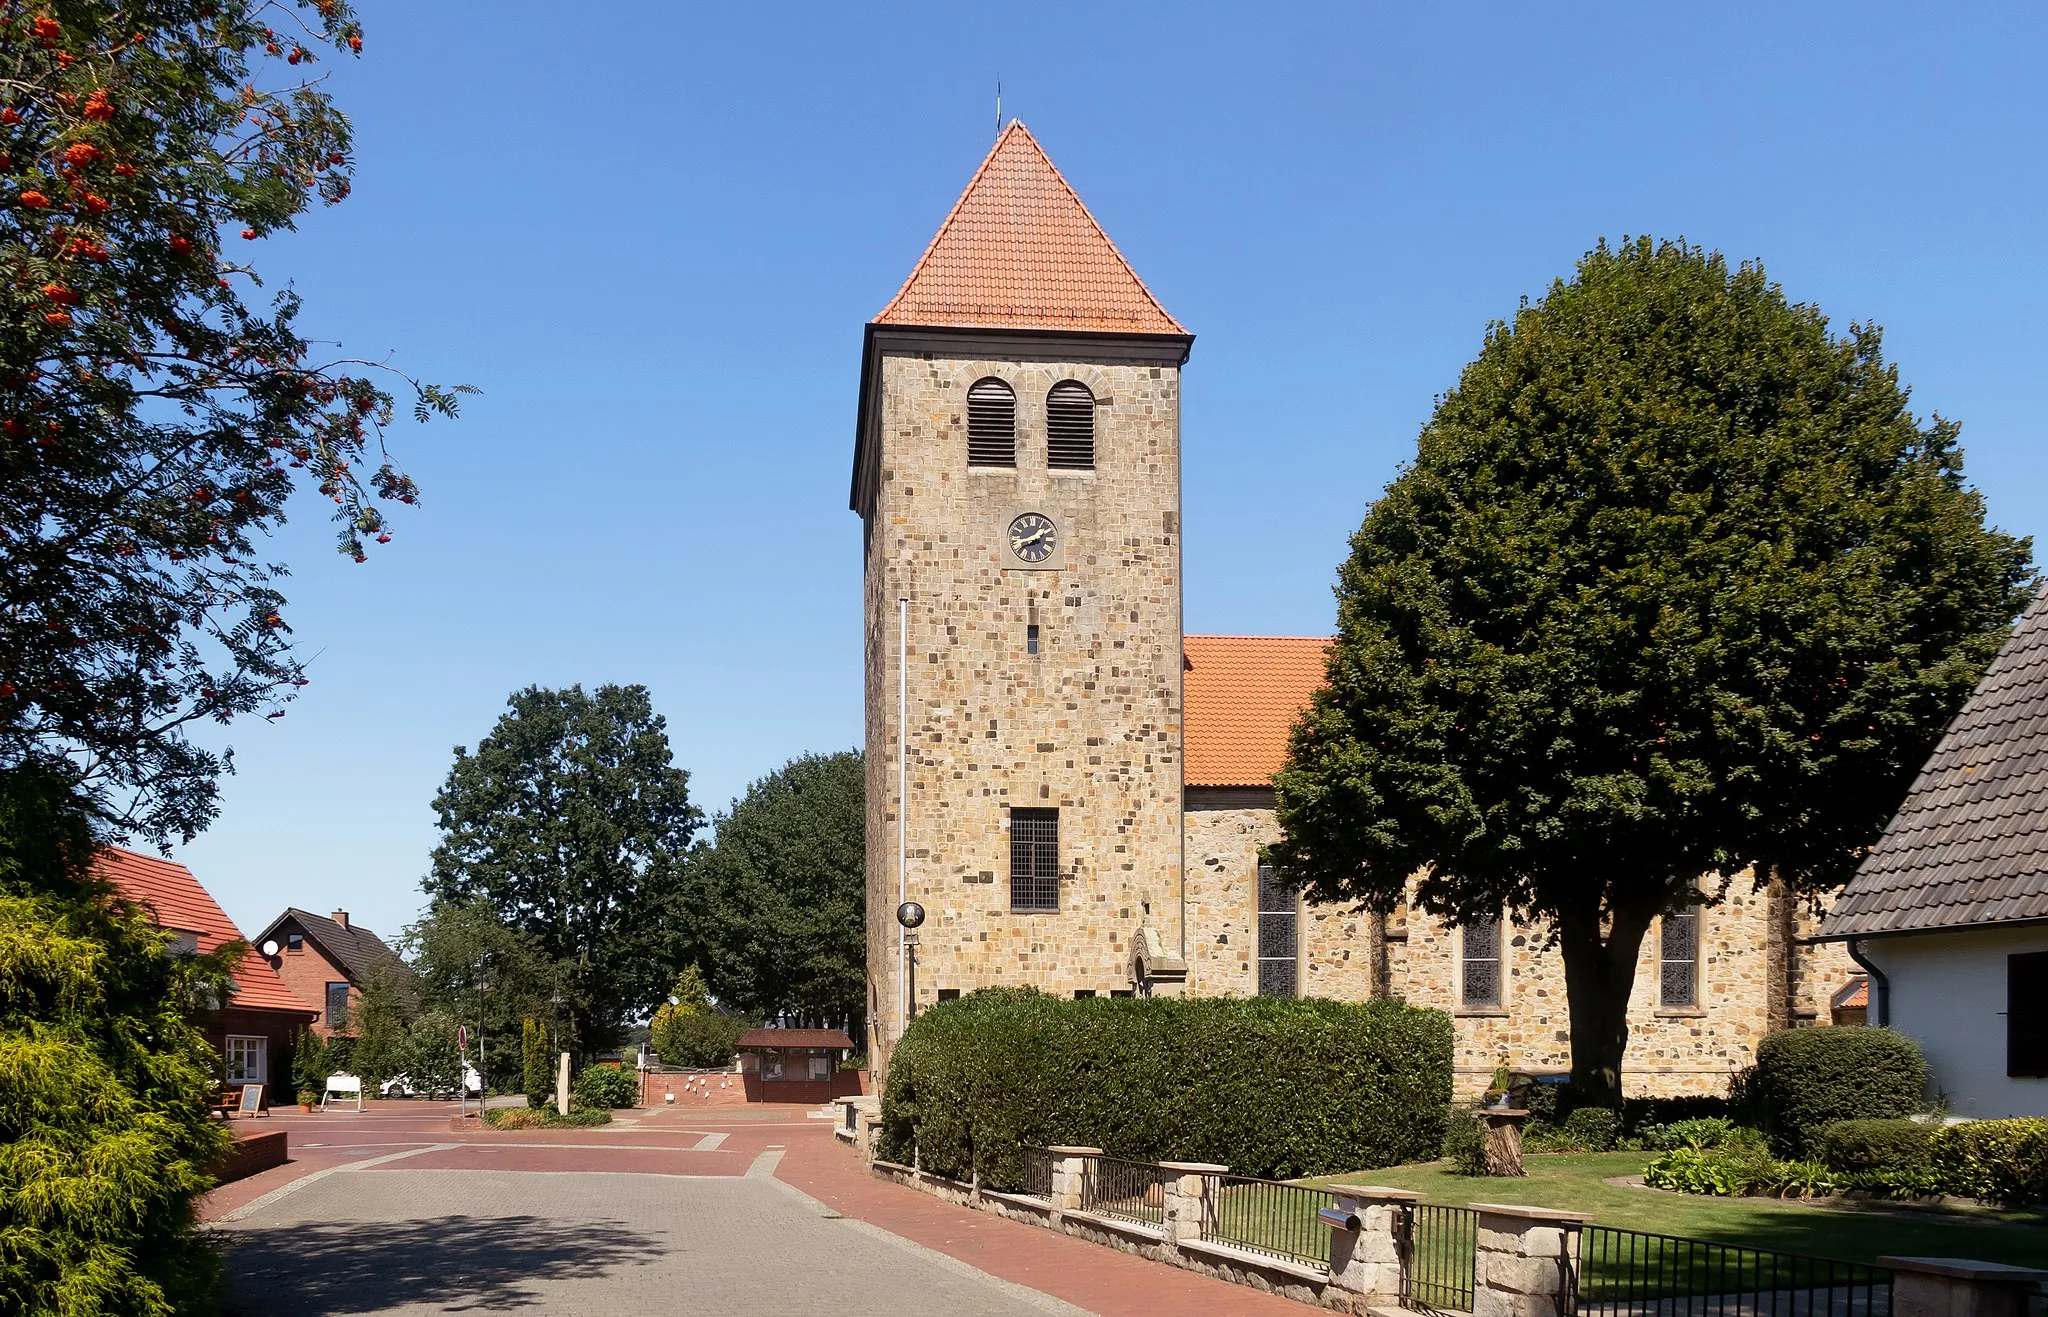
[1575,1226,1893,1317]
[1081,1156,1173,1228]
[1020,1147,1055,1200]
[1403,1203,1479,1313]
[1203,1175,1333,1268]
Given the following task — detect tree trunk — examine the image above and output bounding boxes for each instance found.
[1556,898,1660,1108]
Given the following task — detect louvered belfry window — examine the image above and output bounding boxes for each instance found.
[967,377,1016,467]
[1045,380,1095,469]
[1010,808,1060,912]
[1257,861,1299,998]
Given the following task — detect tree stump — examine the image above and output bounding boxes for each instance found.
[1481,1109,1530,1177]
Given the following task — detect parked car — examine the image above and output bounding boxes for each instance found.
[379,1064,482,1100]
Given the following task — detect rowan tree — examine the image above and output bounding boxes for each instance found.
[0,0,467,846]
[1270,239,2033,1106]
[423,685,703,1053]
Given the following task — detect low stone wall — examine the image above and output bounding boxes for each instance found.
[213,1128,288,1185]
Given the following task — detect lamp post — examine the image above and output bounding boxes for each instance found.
[475,964,490,1096]
[896,901,925,1020]
[549,986,564,1061]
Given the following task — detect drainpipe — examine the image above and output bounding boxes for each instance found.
[1844,937,1889,1027]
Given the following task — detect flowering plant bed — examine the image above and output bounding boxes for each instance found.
[482,1107,611,1130]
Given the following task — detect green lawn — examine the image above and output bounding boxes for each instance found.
[1310,1154,2048,1269]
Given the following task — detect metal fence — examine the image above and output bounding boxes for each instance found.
[1021,1147,1055,1200]
[1575,1226,1893,1317]
[1203,1175,1333,1268]
[1403,1203,1479,1313]
[1081,1156,1173,1228]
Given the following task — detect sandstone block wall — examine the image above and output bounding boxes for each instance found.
[864,350,1184,1071]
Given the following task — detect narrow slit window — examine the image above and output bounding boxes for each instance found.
[1660,907,1699,1008]
[1046,380,1095,469]
[1461,915,1502,1008]
[967,377,1016,467]
[1257,861,1299,998]
[1027,624,1040,655]
[1009,808,1060,912]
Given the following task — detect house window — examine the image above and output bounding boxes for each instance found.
[325,982,350,1029]
[1046,380,1095,469]
[808,1054,831,1081]
[286,932,303,952]
[224,1035,267,1085]
[763,1053,784,1080]
[2011,951,2048,1078]
[165,929,200,956]
[1461,915,1503,1008]
[1660,907,1700,1008]
[1010,808,1060,912]
[1027,624,1040,655]
[967,377,1016,466]
[1257,861,1299,998]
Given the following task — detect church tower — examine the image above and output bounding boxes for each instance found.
[852,124,1193,1069]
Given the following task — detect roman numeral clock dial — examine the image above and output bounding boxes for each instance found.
[1008,512,1057,564]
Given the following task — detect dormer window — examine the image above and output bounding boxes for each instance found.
[967,377,1016,467]
[1046,380,1095,469]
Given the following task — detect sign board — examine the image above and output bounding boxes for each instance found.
[237,1083,264,1115]
[457,1025,469,1053]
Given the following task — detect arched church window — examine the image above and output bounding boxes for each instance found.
[1046,380,1095,469]
[967,377,1016,467]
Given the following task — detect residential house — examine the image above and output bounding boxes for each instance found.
[95,847,317,1107]
[1816,585,2048,1118]
[252,907,408,1038]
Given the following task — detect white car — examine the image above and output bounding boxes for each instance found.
[379,1064,482,1099]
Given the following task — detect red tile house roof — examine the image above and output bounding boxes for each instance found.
[94,847,315,1016]
[873,121,1186,336]
[736,1028,855,1051]
[1183,636,1332,789]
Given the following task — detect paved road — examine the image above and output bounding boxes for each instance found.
[221,1161,1086,1315]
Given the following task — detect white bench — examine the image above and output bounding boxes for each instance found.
[321,1073,364,1112]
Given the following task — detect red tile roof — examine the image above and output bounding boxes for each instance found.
[874,122,1186,336]
[93,847,316,1017]
[736,1027,855,1051]
[1834,977,1869,1010]
[1184,636,1332,788]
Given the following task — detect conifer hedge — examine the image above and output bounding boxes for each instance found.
[878,989,1453,1189]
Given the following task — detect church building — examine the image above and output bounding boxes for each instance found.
[853,123,1862,1095]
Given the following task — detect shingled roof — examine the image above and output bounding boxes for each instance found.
[255,906,406,985]
[1184,636,1332,789]
[873,121,1186,336]
[94,848,316,1017]
[1819,585,2048,938]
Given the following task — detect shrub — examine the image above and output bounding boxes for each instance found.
[652,1010,746,1070]
[484,1106,612,1130]
[573,1064,640,1110]
[1928,1118,2048,1206]
[1814,1118,1933,1174]
[1644,1127,1783,1197]
[1622,1093,1730,1136]
[1642,1117,1739,1152]
[1743,1027,1926,1155]
[1644,1148,1740,1195]
[487,1108,543,1130]
[1562,1107,1621,1152]
[1444,1106,1489,1173]
[880,990,1453,1189]
[521,1018,550,1110]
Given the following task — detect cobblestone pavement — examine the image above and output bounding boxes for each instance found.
[219,1161,1087,1316]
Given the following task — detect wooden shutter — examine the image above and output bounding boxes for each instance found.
[2010,951,2048,1078]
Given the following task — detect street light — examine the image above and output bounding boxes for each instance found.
[896,901,925,1020]
[549,986,564,1061]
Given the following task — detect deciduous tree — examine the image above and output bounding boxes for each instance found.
[424,685,703,1052]
[402,897,553,1094]
[1271,239,2032,1105]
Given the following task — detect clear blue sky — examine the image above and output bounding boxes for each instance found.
[179,1,2048,942]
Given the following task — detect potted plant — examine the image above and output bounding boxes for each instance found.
[297,1089,318,1113]
[1483,1063,1514,1110]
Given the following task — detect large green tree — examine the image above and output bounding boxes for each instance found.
[402,896,555,1091]
[423,685,703,1052]
[0,0,463,847]
[1271,239,2033,1105]
[690,750,864,1030]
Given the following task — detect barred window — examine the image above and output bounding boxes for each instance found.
[1461,916,1502,1008]
[1257,861,1299,998]
[1660,907,1699,1008]
[967,377,1016,467]
[1010,808,1060,912]
[1046,380,1095,469]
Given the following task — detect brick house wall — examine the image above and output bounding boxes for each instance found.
[263,913,357,1037]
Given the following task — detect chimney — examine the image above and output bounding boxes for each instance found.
[331,910,349,929]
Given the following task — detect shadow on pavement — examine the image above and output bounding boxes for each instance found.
[223,1213,666,1313]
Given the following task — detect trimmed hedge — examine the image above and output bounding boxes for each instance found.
[572,1064,640,1110]
[1814,1118,1932,1174]
[879,989,1453,1189]
[1742,1027,1926,1155]
[1929,1117,2048,1207]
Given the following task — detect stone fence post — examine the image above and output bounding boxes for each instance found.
[1159,1161,1227,1243]
[1472,1203,1590,1317]
[1880,1257,2048,1317]
[1047,1146,1100,1213]
[1326,1187,1422,1304]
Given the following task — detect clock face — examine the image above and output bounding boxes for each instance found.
[1008,512,1057,564]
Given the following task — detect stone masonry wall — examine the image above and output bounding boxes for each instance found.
[865,350,1184,1073]
[1184,804,1865,1098]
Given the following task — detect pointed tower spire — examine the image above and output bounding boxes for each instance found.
[874,122,1186,336]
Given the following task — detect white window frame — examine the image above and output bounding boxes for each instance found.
[224,1035,267,1085]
